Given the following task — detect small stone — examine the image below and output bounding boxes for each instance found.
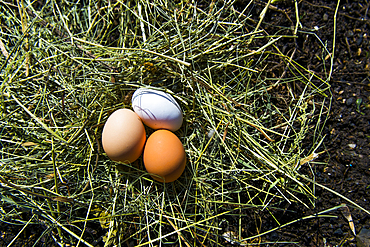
[357,228,370,247]
[268,232,279,241]
[323,13,329,21]
[348,144,356,149]
[207,129,216,138]
[347,30,354,37]
[357,34,364,46]
[334,228,344,236]
[346,97,355,106]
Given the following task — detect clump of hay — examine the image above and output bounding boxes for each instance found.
[0,1,332,245]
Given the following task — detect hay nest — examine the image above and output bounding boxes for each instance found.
[0,0,331,245]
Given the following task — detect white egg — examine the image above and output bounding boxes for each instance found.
[132,88,183,131]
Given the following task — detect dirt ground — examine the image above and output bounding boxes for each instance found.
[1,0,369,246]
[252,0,370,246]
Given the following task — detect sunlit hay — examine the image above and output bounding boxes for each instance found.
[0,1,334,245]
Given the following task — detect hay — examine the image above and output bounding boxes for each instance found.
[0,0,333,245]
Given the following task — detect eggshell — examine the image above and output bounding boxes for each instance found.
[143,130,186,183]
[102,109,146,164]
[132,88,183,131]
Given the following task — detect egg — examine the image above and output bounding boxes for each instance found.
[102,109,146,164]
[132,88,183,131]
[143,130,186,183]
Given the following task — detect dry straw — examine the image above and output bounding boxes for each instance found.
[0,0,354,246]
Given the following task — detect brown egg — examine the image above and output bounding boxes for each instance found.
[143,130,186,183]
[102,109,146,163]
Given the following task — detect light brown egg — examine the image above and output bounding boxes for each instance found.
[102,109,146,164]
[143,130,186,183]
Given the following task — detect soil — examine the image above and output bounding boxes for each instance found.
[244,0,370,246]
[1,0,369,246]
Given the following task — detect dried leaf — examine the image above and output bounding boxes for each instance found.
[21,142,38,147]
[340,204,356,235]
[223,123,229,142]
[44,173,54,180]
[93,209,111,229]
[52,196,74,203]
[300,150,327,165]
[223,231,238,244]
[0,39,9,59]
